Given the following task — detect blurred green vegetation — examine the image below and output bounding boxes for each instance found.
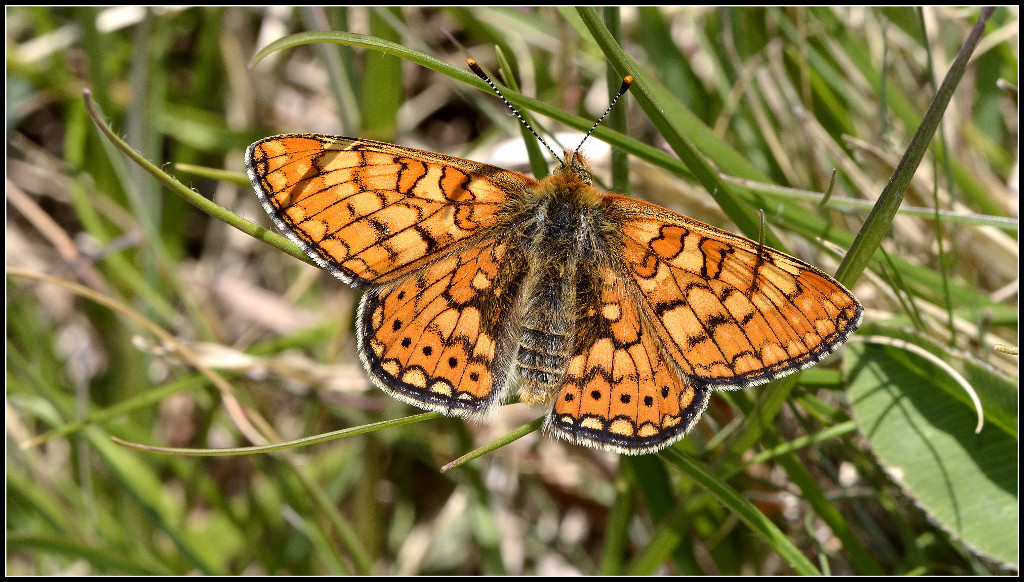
[7,6,1017,575]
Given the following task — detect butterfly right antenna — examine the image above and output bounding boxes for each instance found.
[574,75,633,154]
[467,58,563,166]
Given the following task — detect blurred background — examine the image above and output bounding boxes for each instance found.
[6,6,1018,575]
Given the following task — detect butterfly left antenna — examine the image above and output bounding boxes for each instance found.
[467,58,563,165]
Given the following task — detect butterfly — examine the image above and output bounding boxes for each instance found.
[245,69,862,456]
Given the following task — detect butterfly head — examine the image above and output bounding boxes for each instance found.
[560,149,593,186]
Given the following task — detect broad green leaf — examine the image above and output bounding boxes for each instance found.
[846,335,1018,568]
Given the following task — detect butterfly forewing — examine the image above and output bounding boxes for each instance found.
[608,196,863,389]
[246,134,535,287]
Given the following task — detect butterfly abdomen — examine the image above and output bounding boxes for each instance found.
[516,252,577,403]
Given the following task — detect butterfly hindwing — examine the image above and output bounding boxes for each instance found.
[357,237,528,415]
[547,266,710,453]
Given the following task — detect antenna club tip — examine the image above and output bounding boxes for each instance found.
[620,75,634,94]
[467,58,485,78]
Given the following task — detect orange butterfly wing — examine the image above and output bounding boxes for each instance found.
[608,196,863,389]
[549,194,860,452]
[357,238,527,414]
[548,267,710,453]
[246,134,537,413]
[246,134,536,286]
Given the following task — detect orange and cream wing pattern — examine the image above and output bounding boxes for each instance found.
[245,134,536,287]
[356,237,527,415]
[607,196,863,390]
[548,267,710,454]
